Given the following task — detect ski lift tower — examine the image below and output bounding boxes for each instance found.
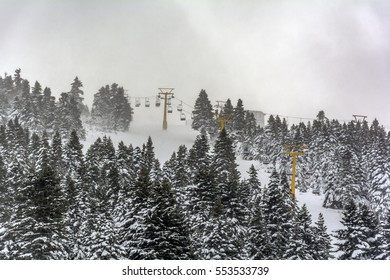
[158,88,174,130]
[352,114,367,123]
[284,145,306,200]
[215,112,232,131]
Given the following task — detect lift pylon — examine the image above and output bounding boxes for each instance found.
[214,112,232,131]
[352,114,367,123]
[158,88,174,130]
[284,145,306,200]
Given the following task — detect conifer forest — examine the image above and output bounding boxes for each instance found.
[0,69,390,260]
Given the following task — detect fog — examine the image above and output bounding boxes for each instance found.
[1,0,390,126]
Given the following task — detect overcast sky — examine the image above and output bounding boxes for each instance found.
[1,0,390,126]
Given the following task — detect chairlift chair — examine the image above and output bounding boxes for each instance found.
[168,105,173,113]
[177,103,183,111]
[145,97,150,107]
[167,98,172,105]
[312,188,320,195]
[135,98,141,107]
[155,96,161,107]
[180,112,186,121]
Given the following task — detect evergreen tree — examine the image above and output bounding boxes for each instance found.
[355,204,384,259]
[233,98,245,132]
[262,170,293,259]
[334,199,362,259]
[191,89,214,134]
[285,204,316,259]
[69,76,88,115]
[170,145,190,207]
[57,92,85,139]
[50,131,65,175]
[129,178,193,259]
[246,201,272,259]
[6,163,68,259]
[312,213,332,259]
[222,98,234,115]
[90,84,132,131]
[0,155,8,223]
[381,212,390,259]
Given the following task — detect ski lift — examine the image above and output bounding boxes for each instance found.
[243,146,250,157]
[180,112,186,121]
[145,97,150,107]
[135,98,141,107]
[312,188,320,195]
[177,102,183,111]
[168,105,173,113]
[155,96,161,107]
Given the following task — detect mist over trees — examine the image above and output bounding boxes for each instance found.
[0,69,86,139]
[90,83,133,132]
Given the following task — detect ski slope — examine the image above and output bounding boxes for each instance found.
[84,102,343,241]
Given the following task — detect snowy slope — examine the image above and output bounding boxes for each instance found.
[84,100,199,163]
[83,103,343,240]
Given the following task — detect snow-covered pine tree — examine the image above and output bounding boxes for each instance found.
[244,111,258,138]
[63,130,90,259]
[246,200,272,259]
[90,84,132,132]
[5,161,68,259]
[50,131,65,176]
[200,198,243,260]
[169,145,190,207]
[312,213,332,259]
[40,87,57,133]
[354,204,384,259]
[191,89,215,134]
[115,141,135,213]
[381,212,390,259]
[57,92,85,139]
[111,85,132,131]
[0,154,7,223]
[187,133,210,183]
[233,98,245,132]
[138,178,193,259]
[365,124,390,220]
[262,170,293,259]
[86,165,124,260]
[125,160,154,259]
[334,199,362,259]
[246,164,262,206]
[285,204,316,259]
[69,76,89,116]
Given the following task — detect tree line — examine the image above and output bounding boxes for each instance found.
[0,69,133,138]
[0,119,389,259]
[191,89,390,221]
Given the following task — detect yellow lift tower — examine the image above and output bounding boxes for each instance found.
[158,88,174,130]
[284,145,306,200]
[215,112,232,131]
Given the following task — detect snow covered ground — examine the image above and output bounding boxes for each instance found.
[83,102,343,240]
[84,102,199,163]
